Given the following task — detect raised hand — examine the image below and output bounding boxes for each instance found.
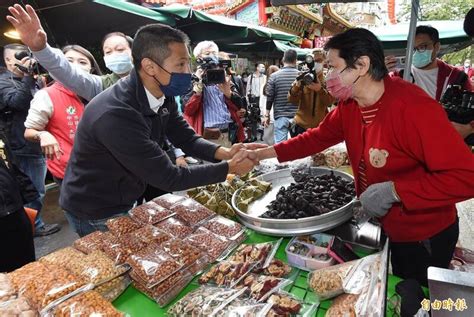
[6,4,47,51]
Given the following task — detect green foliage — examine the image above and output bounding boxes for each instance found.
[399,0,474,22]
[442,46,473,66]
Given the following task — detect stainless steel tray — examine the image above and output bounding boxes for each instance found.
[232,167,356,237]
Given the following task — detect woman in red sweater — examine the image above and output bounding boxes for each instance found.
[254,28,474,286]
[24,45,102,185]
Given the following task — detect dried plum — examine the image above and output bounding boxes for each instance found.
[261,171,355,220]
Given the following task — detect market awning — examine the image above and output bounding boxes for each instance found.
[153,5,298,45]
[370,20,473,56]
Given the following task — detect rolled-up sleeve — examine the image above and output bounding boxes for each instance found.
[24,90,54,130]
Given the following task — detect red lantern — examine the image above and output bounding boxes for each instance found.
[301,38,313,49]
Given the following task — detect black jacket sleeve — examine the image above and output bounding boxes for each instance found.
[0,76,35,112]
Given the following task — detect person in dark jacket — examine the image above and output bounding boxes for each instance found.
[0,44,59,236]
[58,24,263,237]
[0,130,36,272]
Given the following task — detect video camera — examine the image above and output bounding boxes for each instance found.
[441,84,474,125]
[296,54,317,85]
[14,50,47,76]
[194,56,232,85]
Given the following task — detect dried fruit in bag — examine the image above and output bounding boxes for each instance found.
[199,261,255,287]
[155,217,193,239]
[106,216,141,237]
[308,260,356,300]
[240,274,292,302]
[258,259,292,278]
[53,291,123,317]
[171,198,215,226]
[152,193,185,209]
[228,241,276,266]
[132,225,171,245]
[325,293,359,317]
[0,297,37,316]
[202,216,244,239]
[129,201,174,224]
[183,227,231,261]
[159,239,209,275]
[127,245,182,288]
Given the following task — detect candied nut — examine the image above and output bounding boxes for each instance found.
[39,247,86,267]
[159,239,209,274]
[132,225,171,246]
[183,227,230,261]
[202,216,243,239]
[325,293,359,317]
[54,291,123,317]
[106,216,141,237]
[0,297,37,316]
[0,273,16,302]
[155,217,193,239]
[171,198,215,226]
[73,231,111,254]
[130,201,174,224]
[127,245,183,287]
[152,193,185,209]
[102,234,147,264]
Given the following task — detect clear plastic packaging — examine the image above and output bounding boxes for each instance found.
[127,245,183,288]
[255,259,292,278]
[183,227,232,262]
[159,239,210,275]
[325,293,359,317]
[308,260,358,300]
[167,286,246,317]
[8,261,50,292]
[155,217,193,239]
[51,290,124,317]
[131,225,171,246]
[39,247,86,267]
[171,198,215,226]
[73,231,114,254]
[202,215,244,240]
[0,273,16,302]
[106,216,141,237]
[228,240,280,267]
[239,274,293,302]
[215,301,272,317]
[266,291,319,316]
[102,233,147,264]
[152,193,186,209]
[199,261,256,288]
[129,201,174,225]
[0,297,37,316]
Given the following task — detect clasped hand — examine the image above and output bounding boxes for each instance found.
[226,143,267,176]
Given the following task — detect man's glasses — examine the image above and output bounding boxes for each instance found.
[413,43,434,53]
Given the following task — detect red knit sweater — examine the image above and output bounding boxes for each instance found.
[275,76,474,242]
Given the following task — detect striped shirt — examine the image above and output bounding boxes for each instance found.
[203,85,232,129]
[358,104,380,192]
[265,66,299,119]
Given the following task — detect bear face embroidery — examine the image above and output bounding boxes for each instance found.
[369,148,389,168]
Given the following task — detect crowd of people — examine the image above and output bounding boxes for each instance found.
[0,3,473,293]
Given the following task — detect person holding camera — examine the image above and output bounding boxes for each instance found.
[288,51,335,136]
[0,43,60,237]
[183,41,246,147]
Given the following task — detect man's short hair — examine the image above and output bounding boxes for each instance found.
[324,28,388,81]
[415,25,440,43]
[465,8,474,37]
[283,49,297,64]
[132,24,189,70]
[3,43,27,59]
[102,32,133,49]
[193,41,219,58]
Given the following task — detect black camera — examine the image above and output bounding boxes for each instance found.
[296,71,316,85]
[196,56,231,85]
[14,50,46,75]
[441,84,474,124]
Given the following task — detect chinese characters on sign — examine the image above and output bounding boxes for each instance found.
[421,298,468,312]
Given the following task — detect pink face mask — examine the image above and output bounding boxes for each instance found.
[326,67,359,101]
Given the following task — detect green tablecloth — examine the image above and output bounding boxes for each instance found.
[113,230,403,316]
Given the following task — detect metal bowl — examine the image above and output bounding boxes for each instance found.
[232,167,356,236]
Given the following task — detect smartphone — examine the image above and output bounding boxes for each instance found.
[328,236,360,263]
[395,56,406,69]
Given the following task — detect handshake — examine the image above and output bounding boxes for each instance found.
[224,143,270,176]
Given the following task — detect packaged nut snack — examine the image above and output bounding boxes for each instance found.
[266,291,319,317]
[18,263,86,310]
[183,227,231,262]
[39,247,86,267]
[239,274,292,302]
[167,286,245,317]
[131,225,171,246]
[106,216,141,237]
[152,193,186,209]
[325,293,359,317]
[0,297,37,316]
[131,269,193,307]
[129,201,174,225]
[102,233,147,264]
[159,239,210,275]
[308,260,357,300]
[73,231,114,254]
[52,291,124,317]
[8,261,51,292]
[155,217,193,239]
[198,261,256,288]
[0,273,16,302]
[171,198,215,226]
[127,245,183,288]
[202,216,244,240]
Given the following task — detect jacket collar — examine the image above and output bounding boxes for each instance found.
[130,68,160,117]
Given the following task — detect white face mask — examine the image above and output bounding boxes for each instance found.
[258,67,265,73]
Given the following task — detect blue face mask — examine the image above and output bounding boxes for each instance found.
[103,53,133,75]
[412,49,433,69]
[153,63,191,96]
